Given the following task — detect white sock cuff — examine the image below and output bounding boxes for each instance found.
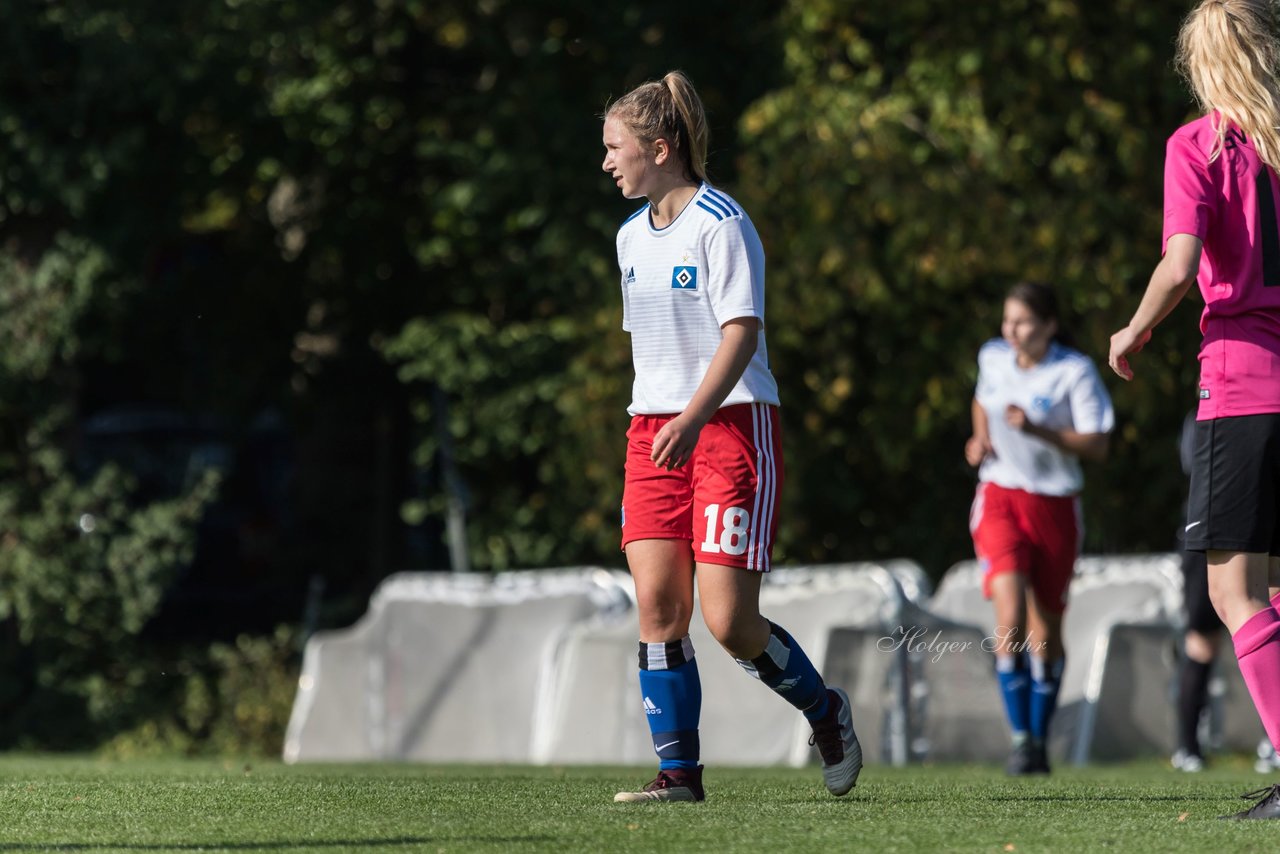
[638,635,695,671]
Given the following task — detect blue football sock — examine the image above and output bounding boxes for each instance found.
[637,636,701,770]
[735,620,830,721]
[996,652,1031,740]
[1029,655,1064,744]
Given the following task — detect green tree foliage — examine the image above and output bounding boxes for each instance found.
[0,0,1238,750]
[0,2,306,747]
[100,626,300,758]
[0,241,216,746]
[732,0,1205,570]
[389,0,1206,574]
[0,0,786,745]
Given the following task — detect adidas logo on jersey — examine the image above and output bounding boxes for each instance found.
[623,267,636,285]
[643,696,662,715]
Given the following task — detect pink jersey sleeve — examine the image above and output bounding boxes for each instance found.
[1163,131,1212,254]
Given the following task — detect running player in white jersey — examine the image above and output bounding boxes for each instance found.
[965,282,1114,776]
[603,71,861,803]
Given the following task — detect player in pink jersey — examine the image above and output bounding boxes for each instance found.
[1109,0,1280,820]
[602,72,860,804]
[966,282,1113,777]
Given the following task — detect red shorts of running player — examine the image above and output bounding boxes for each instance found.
[969,481,1081,614]
[621,402,783,571]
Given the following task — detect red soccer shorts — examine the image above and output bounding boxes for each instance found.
[969,481,1081,614]
[621,402,783,571]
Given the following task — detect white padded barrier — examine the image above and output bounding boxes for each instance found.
[283,556,1266,766]
[882,558,933,605]
[530,562,915,766]
[1065,554,1182,763]
[283,568,632,763]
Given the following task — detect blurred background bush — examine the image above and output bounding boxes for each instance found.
[0,0,1200,752]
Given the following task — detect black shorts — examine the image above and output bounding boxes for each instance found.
[1185,413,1280,555]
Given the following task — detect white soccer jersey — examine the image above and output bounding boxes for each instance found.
[975,339,1114,496]
[617,183,780,415]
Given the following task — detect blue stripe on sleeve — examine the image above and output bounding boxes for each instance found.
[695,200,724,221]
[699,193,734,218]
[704,188,740,216]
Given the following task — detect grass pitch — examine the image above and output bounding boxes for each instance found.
[0,754,1276,852]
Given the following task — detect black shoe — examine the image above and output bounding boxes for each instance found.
[1006,741,1036,776]
[807,687,863,796]
[613,766,705,803]
[1221,784,1280,820]
[1005,740,1049,776]
[1030,741,1051,775]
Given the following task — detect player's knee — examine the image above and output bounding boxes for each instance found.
[700,610,731,646]
[636,596,692,640]
[1185,629,1219,662]
[1206,573,1242,613]
[1205,578,1262,632]
[703,612,766,659]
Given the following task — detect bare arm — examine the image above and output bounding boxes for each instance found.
[1006,408,1110,463]
[650,317,760,469]
[964,398,993,467]
[1109,233,1203,380]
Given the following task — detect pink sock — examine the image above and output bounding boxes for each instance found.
[1271,589,1280,611]
[1233,607,1280,751]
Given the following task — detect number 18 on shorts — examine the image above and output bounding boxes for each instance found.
[621,402,783,571]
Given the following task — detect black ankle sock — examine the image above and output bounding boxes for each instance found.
[1178,658,1212,755]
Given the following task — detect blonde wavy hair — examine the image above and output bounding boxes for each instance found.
[606,71,709,183]
[1177,0,1280,168]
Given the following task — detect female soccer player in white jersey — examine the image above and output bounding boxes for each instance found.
[1108,0,1280,820]
[966,282,1114,777]
[602,71,860,803]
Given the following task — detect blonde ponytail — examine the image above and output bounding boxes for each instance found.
[606,70,709,183]
[1177,0,1280,169]
[662,72,709,183]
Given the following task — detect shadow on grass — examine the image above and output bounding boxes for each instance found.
[984,793,1226,803]
[0,837,556,850]
[763,792,1230,806]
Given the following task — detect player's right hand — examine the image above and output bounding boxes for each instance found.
[964,435,993,467]
[651,414,703,470]
[1108,325,1152,381]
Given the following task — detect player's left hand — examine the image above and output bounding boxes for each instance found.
[651,414,703,470]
